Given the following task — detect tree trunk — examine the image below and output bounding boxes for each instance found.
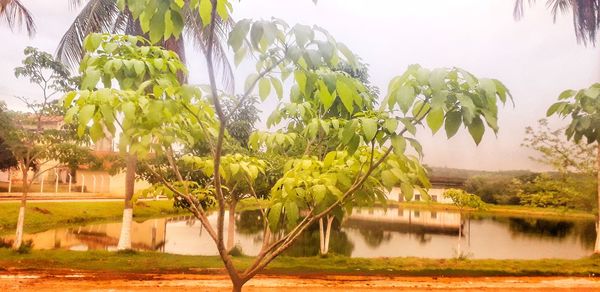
[117,154,137,250]
[13,167,29,249]
[226,199,237,252]
[595,143,600,254]
[319,215,334,255]
[231,281,243,292]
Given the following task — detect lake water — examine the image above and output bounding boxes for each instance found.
[2,206,595,259]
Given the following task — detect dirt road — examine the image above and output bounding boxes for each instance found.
[1,270,600,291]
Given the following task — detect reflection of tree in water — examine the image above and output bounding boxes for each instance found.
[576,221,597,249]
[236,210,264,235]
[358,228,392,248]
[283,219,354,257]
[508,217,574,238]
[507,217,596,249]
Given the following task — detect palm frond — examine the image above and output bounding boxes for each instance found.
[56,0,120,69]
[515,0,600,45]
[185,9,235,94]
[0,0,36,36]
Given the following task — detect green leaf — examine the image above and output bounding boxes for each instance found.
[391,135,406,156]
[319,80,334,110]
[384,118,398,133]
[312,185,327,204]
[270,77,283,99]
[122,101,136,121]
[337,80,354,113]
[228,19,251,51]
[381,170,398,188]
[258,78,271,101]
[149,14,166,44]
[199,0,213,27]
[401,183,414,201]
[478,78,497,99]
[467,116,485,145]
[341,120,357,144]
[79,104,96,125]
[426,107,444,134]
[293,24,313,47]
[558,89,576,100]
[361,118,378,141]
[546,102,566,117]
[397,85,415,114]
[268,202,282,230]
[444,111,462,138]
[84,34,102,52]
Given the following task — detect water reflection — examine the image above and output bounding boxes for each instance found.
[1,207,595,259]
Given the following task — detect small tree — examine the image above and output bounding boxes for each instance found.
[0,47,85,249]
[443,188,486,257]
[547,84,600,253]
[65,1,511,290]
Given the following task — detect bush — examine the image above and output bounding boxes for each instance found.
[464,175,520,204]
[515,174,596,211]
[16,240,34,254]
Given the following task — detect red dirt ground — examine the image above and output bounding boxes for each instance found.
[1,270,600,291]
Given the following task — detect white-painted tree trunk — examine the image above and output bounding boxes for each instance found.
[117,154,137,251]
[117,208,133,250]
[13,206,25,249]
[226,200,237,252]
[13,167,29,250]
[319,215,334,255]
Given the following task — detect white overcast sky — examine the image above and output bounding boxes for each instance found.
[1,0,599,171]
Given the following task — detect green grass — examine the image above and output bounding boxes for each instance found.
[0,200,186,236]
[0,249,599,277]
[395,201,595,220]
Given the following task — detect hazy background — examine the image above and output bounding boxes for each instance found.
[1,0,599,171]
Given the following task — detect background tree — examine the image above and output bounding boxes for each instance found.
[547,84,600,253]
[514,0,600,45]
[443,188,486,257]
[0,0,35,36]
[65,1,511,290]
[0,47,87,249]
[515,118,596,210]
[57,0,238,250]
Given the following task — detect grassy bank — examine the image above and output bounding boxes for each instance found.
[0,200,185,235]
[396,201,595,220]
[0,199,594,237]
[0,249,599,277]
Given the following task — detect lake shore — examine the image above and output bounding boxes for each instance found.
[0,199,594,237]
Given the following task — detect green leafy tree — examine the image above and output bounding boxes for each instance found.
[443,188,486,258]
[547,84,600,253]
[0,47,88,249]
[64,1,511,290]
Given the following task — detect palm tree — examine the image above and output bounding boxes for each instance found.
[57,0,234,250]
[57,0,234,87]
[514,0,600,45]
[0,0,36,36]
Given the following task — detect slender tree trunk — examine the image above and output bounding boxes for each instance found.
[117,154,137,250]
[595,143,600,254]
[13,167,29,250]
[319,215,334,255]
[226,198,237,252]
